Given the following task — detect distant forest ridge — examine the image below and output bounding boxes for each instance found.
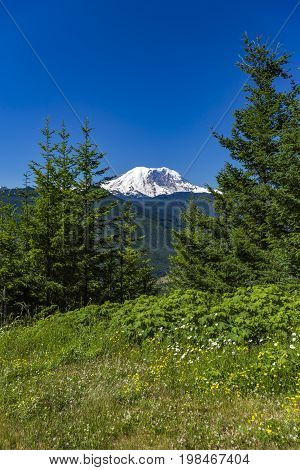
[0,186,215,276]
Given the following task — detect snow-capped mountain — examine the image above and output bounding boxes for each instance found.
[103,167,209,198]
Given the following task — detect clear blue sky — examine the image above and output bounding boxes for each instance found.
[0,0,299,187]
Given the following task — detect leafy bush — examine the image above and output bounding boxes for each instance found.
[201,285,300,344]
[1,284,299,350]
[105,285,300,345]
[108,290,211,341]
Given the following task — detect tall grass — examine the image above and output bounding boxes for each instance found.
[0,289,299,449]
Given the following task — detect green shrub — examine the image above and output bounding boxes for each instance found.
[105,285,300,346]
[201,285,300,344]
[109,290,211,341]
[1,284,299,353]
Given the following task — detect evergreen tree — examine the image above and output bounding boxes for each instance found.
[0,202,22,322]
[51,123,78,310]
[171,37,300,290]
[28,119,62,308]
[1,119,156,318]
[170,200,244,292]
[104,203,156,302]
[17,172,37,313]
[213,36,300,284]
[72,120,112,306]
[19,172,33,244]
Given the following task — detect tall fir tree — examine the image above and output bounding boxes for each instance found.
[171,36,300,290]
[17,172,36,313]
[51,123,79,310]
[0,201,22,322]
[72,120,112,306]
[28,119,62,308]
[213,36,300,284]
[103,202,156,302]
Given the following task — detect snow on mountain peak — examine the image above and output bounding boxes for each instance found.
[103,166,209,198]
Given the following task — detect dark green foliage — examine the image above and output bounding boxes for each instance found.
[0,121,155,320]
[105,285,299,345]
[67,120,113,307]
[103,203,156,303]
[0,188,214,277]
[108,289,210,340]
[48,124,79,309]
[170,201,242,291]
[213,37,300,284]
[171,37,300,291]
[200,284,300,345]
[0,202,24,321]
[28,120,64,308]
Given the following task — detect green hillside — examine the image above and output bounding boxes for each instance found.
[0,187,214,276]
[1,285,299,449]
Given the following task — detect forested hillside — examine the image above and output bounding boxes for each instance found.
[0,187,214,277]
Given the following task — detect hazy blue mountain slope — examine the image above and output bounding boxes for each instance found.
[0,188,214,276]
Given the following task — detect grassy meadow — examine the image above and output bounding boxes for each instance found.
[0,286,299,449]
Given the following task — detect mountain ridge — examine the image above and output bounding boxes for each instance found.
[0,185,214,276]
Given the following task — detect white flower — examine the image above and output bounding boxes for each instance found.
[290,344,296,349]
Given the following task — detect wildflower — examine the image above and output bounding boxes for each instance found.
[290,344,296,350]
